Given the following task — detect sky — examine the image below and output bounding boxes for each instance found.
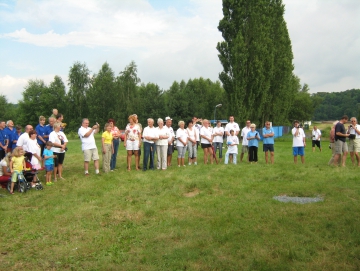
[0,0,359,103]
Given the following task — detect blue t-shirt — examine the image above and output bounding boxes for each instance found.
[43,148,54,166]
[36,124,48,145]
[45,125,54,139]
[247,130,259,147]
[12,132,22,149]
[262,127,275,144]
[0,128,8,147]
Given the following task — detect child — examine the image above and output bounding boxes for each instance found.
[225,130,239,164]
[247,123,261,163]
[9,147,26,194]
[102,123,114,173]
[43,141,55,186]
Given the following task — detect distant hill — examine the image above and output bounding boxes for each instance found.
[312,89,360,120]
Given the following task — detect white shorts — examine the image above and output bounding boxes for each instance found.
[126,140,140,151]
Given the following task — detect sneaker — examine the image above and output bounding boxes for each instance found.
[46,182,53,186]
[188,163,192,166]
[194,162,197,165]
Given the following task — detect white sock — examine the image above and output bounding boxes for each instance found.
[85,170,89,174]
[95,169,99,174]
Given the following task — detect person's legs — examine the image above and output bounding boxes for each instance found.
[127,150,133,170]
[254,147,258,162]
[149,143,155,169]
[208,147,213,164]
[225,151,229,164]
[264,151,269,164]
[233,153,237,164]
[270,151,274,164]
[134,150,139,170]
[203,148,208,164]
[111,138,119,170]
[84,161,89,172]
[143,142,151,170]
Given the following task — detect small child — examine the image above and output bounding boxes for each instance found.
[102,123,114,173]
[225,129,239,164]
[9,147,26,194]
[43,141,56,186]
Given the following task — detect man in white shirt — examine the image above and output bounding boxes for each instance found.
[240,120,251,162]
[311,126,322,152]
[348,117,360,166]
[224,116,240,137]
[16,125,33,152]
[78,118,100,175]
[292,120,306,164]
[142,118,158,171]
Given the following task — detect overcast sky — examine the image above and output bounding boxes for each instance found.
[0,0,359,103]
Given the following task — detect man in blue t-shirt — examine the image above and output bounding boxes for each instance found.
[0,121,9,160]
[262,121,275,164]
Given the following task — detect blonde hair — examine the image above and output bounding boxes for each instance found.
[39,116,46,121]
[53,122,62,129]
[178,120,185,126]
[104,123,111,129]
[12,147,23,157]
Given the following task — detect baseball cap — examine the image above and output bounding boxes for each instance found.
[165,116,172,121]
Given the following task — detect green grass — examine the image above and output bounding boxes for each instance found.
[1,137,360,270]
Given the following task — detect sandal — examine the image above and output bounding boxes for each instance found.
[9,191,14,194]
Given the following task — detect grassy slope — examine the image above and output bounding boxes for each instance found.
[1,135,360,270]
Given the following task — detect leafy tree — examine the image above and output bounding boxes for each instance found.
[217,0,295,126]
[288,83,314,123]
[67,62,90,130]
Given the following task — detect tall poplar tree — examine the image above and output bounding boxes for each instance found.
[217,0,296,126]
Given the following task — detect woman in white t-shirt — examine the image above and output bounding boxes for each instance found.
[156,118,169,170]
[0,153,11,188]
[176,121,188,167]
[49,122,68,180]
[186,120,197,165]
[212,120,224,162]
[200,119,214,164]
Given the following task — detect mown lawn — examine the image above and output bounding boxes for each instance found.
[1,137,359,270]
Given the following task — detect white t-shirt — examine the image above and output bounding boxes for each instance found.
[212,126,224,143]
[312,129,321,141]
[186,128,197,141]
[227,135,239,154]
[49,131,68,153]
[241,127,251,145]
[349,124,360,139]
[166,126,175,143]
[27,139,41,166]
[0,159,8,176]
[225,122,240,136]
[176,128,188,147]
[292,127,305,147]
[17,133,29,151]
[78,126,97,151]
[143,126,158,144]
[156,127,169,146]
[200,126,212,144]
[194,124,201,141]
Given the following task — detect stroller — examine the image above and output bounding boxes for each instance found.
[6,152,44,193]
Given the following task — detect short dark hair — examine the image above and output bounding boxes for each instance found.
[28,130,37,137]
[341,115,349,120]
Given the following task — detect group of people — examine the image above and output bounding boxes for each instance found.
[0,109,68,193]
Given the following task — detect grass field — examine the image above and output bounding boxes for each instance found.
[1,134,360,270]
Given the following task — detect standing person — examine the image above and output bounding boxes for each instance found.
[9,147,26,194]
[224,130,239,164]
[333,115,349,167]
[0,121,8,160]
[101,123,114,173]
[133,114,143,170]
[328,121,339,166]
[12,125,22,150]
[108,118,120,171]
[27,130,42,187]
[225,116,240,137]
[49,122,68,180]
[247,123,260,164]
[212,120,224,163]
[165,117,175,167]
[240,120,251,162]
[35,116,47,156]
[200,119,214,164]
[50,108,58,118]
[312,126,322,152]
[44,117,55,143]
[186,120,198,165]
[156,118,169,170]
[292,120,306,164]
[192,116,201,149]
[16,125,33,152]
[176,121,188,167]
[4,120,16,153]
[78,118,100,175]
[124,115,141,171]
[263,121,275,164]
[142,118,158,171]
[347,117,360,166]
[43,141,55,186]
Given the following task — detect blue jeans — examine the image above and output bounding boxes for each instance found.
[213,142,223,158]
[110,138,120,170]
[143,142,156,170]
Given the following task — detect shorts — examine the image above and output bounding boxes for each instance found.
[167,144,174,155]
[241,145,248,153]
[349,138,360,152]
[45,164,54,172]
[263,144,274,152]
[312,140,321,148]
[201,143,211,149]
[126,140,140,151]
[335,140,348,154]
[83,148,100,162]
[54,152,65,166]
[293,146,305,156]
